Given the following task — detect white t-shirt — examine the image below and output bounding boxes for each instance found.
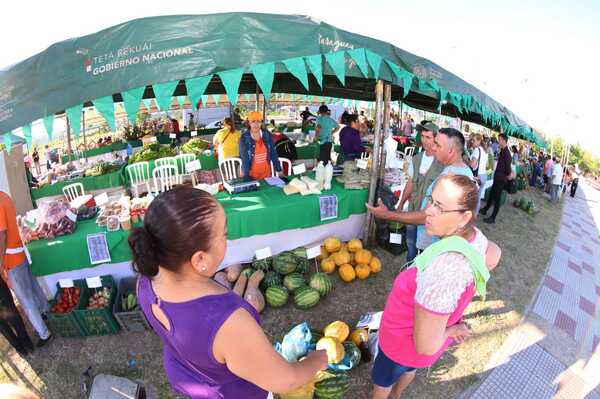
[470,147,488,175]
[552,163,564,185]
[408,153,435,178]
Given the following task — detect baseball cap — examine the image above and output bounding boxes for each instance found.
[247,111,263,122]
[416,121,439,134]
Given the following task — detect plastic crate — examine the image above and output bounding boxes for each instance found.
[113,277,150,332]
[74,275,120,336]
[46,280,86,337]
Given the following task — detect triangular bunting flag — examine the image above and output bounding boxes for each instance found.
[122,86,146,125]
[305,54,323,89]
[385,61,414,98]
[251,62,275,100]
[22,123,32,148]
[347,48,369,77]
[365,50,383,80]
[43,115,54,140]
[3,134,12,154]
[324,51,346,85]
[142,99,153,111]
[153,81,179,112]
[201,95,209,106]
[177,96,186,108]
[66,104,83,138]
[282,57,309,90]
[185,75,212,110]
[218,68,245,106]
[93,95,116,131]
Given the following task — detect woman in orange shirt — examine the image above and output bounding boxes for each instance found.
[239,111,283,180]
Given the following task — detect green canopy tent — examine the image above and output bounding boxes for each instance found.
[0,12,541,144]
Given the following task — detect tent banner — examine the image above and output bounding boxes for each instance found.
[43,115,54,140]
[66,105,83,138]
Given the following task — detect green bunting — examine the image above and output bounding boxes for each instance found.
[122,87,146,125]
[186,75,212,109]
[142,99,153,111]
[43,115,54,140]
[385,61,414,98]
[201,95,209,106]
[365,50,382,80]
[177,96,186,108]
[218,68,245,106]
[22,123,33,148]
[305,54,323,88]
[251,62,275,100]
[324,51,346,85]
[153,81,179,112]
[3,134,12,154]
[282,57,309,90]
[347,48,369,77]
[66,104,83,138]
[93,95,115,131]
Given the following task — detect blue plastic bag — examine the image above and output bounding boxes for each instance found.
[276,322,313,362]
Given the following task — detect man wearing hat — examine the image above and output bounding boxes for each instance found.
[397,121,443,261]
[314,105,339,165]
[240,111,283,180]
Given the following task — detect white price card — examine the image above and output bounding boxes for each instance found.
[292,163,307,175]
[59,278,74,288]
[306,245,321,259]
[149,136,157,142]
[356,159,368,170]
[87,233,111,265]
[86,276,102,289]
[186,160,201,173]
[169,133,177,139]
[190,130,198,137]
[389,233,403,244]
[65,209,77,222]
[255,247,272,260]
[319,195,338,221]
[94,192,109,206]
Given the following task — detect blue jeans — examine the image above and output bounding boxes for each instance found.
[8,261,50,339]
[405,224,418,263]
[551,184,561,203]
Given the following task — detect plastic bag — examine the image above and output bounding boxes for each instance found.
[276,322,312,362]
[35,200,76,239]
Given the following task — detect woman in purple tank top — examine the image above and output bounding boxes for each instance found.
[129,187,327,399]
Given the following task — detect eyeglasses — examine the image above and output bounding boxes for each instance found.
[425,196,469,214]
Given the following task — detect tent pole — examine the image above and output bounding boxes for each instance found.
[364,80,385,245]
[262,94,267,122]
[66,115,72,157]
[255,86,260,112]
[379,83,392,181]
[82,110,87,162]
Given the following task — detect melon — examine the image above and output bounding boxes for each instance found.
[316,337,345,364]
[293,286,320,309]
[309,273,333,297]
[260,271,283,290]
[273,251,298,275]
[314,371,351,399]
[240,268,255,279]
[292,247,310,274]
[324,321,350,342]
[324,237,342,253]
[283,273,306,292]
[252,256,272,271]
[265,286,288,308]
[329,341,362,371]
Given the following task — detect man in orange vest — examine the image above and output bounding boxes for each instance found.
[0,192,52,347]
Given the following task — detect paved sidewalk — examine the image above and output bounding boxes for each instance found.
[464,182,600,399]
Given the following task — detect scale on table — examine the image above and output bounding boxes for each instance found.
[223,178,260,194]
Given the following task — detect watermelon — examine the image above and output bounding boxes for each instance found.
[292,247,310,274]
[252,256,272,271]
[273,251,298,275]
[512,199,520,208]
[294,286,320,309]
[518,197,527,211]
[314,371,351,399]
[265,286,289,308]
[329,342,362,371]
[261,271,283,290]
[240,268,255,279]
[283,273,306,292]
[309,273,333,297]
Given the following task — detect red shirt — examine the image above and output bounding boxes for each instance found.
[249,138,272,180]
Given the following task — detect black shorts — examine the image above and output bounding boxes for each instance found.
[543,175,549,184]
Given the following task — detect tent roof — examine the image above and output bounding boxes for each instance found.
[0,12,541,143]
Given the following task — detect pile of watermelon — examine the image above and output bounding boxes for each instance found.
[248,247,333,310]
[512,197,538,216]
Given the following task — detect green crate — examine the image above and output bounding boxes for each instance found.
[75,275,120,336]
[46,280,86,338]
[113,277,150,333]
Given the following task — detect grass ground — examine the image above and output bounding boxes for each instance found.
[0,186,564,399]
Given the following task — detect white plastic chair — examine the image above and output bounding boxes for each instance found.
[126,162,151,197]
[152,165,180,193]
[271,157,293,177]
[175,154,198,185]
[62,183,85,202]
[219,157,242,181]
[403,146,415,158]
[155,157,178,172]
[360,152,371,160]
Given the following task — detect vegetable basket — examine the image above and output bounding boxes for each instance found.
[74,275,120,336]
[113,276,150,332]
[46,280,87,337]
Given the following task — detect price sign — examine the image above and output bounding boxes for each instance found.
[149,136,157,142]
[319,195,338,221]
[87,233,112,264]
[306,245,321,259]
[59,279,74,288]
[169,133,177,139]
[186,160,201,173]
[292,163,307,175]
[356,159,368,170]
[255,247,272,260]
[94,192,109,206]
[65,210,77,222]
[86,276,102,289]
[389,233,403,244]
[190,130,198,137]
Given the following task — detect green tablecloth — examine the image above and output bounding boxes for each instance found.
[28,178,367,276]
[296,143,319,160]
[30,169,125,201]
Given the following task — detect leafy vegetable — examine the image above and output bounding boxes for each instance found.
[181,138,210,155]
[129,143,175,164]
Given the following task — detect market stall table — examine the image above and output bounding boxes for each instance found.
[30,169,125,202]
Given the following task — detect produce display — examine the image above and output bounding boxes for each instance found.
[18,200,77,243]
[129,143,175,164]
[180,138,211,155]
[513,197,538,215]
[314,370,351,399]
[96,198,130,227]
[220,267,266,313]
[318,238,382,283]
[120,292,139,312]
[50,287,81,314]
[87,287,112,310]
[83,160,123,177]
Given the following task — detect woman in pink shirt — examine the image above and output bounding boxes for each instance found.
[372,175,501,399]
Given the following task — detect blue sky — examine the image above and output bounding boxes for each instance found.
[2,0,599,154]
